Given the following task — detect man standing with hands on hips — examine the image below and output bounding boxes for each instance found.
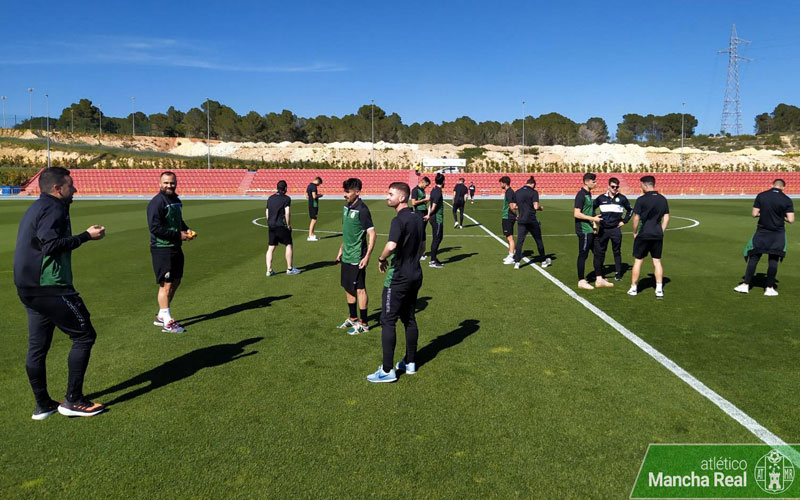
[628,176,670,298]
[14,167,107,419]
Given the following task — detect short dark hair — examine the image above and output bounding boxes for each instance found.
[277,180,287,194]
[526,176,536,186]
[314,177,322,184]
[160,171,176,180]
[459,177,465,182]
[609,177,620,186]
[389,182,410,200]
[583,173,596,182]
[499,176,511,185]
[420,176,430,185]
[640,175,656,187]
[435,173,445,186]
[343,178,362,191]
[39,167,71,193]
[773,178,786,188]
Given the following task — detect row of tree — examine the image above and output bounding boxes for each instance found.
[755,104,800,135]
[12,99,713,146]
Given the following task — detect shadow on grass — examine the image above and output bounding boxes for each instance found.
[638,273,671,291]
[442,252,478,264]
[746,273,780,290]
[178,295,290,327]
[302,260,338,273]
[88,337,263,406]
[320,233,342,240]
[416,319,480,369]
[435,246,460,256]
[588,262,630,281]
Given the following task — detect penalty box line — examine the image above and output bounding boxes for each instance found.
[450,202,794,452]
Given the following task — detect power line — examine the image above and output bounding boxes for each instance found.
[719,24,752,135]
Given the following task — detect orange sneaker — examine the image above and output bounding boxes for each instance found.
[58,398,106,417]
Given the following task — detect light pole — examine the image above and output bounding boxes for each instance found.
[680,102,686,173]
[98,104,103,136]
[131,96,136,136]
[70,108,74,133]
[45,94,51,167]
[522,100,526,173]
[370,99,375,170]
[1,95,6,129]
[206,97,211,170]
[28,88,33,128]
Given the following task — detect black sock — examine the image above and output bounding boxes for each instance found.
[348,302,357,319]
[359,308,368,325]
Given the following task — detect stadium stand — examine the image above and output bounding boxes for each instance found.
[18,169,799,197]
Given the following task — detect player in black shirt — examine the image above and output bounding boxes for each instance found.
[735,179,795,296]
[500,176,518,264]
[452,177,469,229]
[306,177,323,241]
[411,177,431,260]
[266,180,301,276]
[468,181,476,203]
[367,182,425,383]
[592,177,633,283]
[628,176,669,298]
[425,173,445,268]
[513,176,551,269]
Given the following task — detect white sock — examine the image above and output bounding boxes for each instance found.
[159,308,172,322]
[655,283,663,292]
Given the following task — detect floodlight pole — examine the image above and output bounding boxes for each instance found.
[522,100,526,173]
[371,99,375,170]
[680,102,685,173]
[1,95,6,129]
[70,108,74,133]
[28,88,33,128]
[45,93,50,168]
[131,96,135,136]
[206,97,211,170]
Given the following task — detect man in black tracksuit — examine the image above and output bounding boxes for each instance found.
[592,177,632,281]
[425,173,445,268]
[367,182,424,383]
[452,177,468,228]
[14,167,107,419]
[513,176,550,269]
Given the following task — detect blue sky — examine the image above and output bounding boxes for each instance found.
[1,0,798,135]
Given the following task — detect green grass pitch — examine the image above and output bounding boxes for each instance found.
[1,196,797,499]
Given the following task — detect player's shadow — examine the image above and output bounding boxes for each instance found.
[637,274,671,291]
[519,251,557,264]
[302,260,338,273]
[367,296,431,324]
[87,337,263,406]
[416,319,480,369]
[587,263,630,281]
[178,295,290,327]
[746,273,780,290]
[442,252,478,264]
[435,246,460,255]
[321,233,342,240]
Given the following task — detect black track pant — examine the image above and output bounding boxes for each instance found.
[430,220,444,262]
[19,293,97,405]
[593,227,622,278]
[416,212,428,257]
[576,233,594,280]
[381,280,421,373]
[744,253,780,288]
[514,220,545,263]
[452,202,465,226]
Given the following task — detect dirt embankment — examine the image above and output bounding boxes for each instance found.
[1,129,798,172]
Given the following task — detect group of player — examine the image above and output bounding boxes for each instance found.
[13,167,796,417]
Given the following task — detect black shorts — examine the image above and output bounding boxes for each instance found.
[151,247,184,284]
[633,238,663,259]
[309,206,319,220]
[268,226,293,246]
[502,219,516,237]
[341,263,366,292]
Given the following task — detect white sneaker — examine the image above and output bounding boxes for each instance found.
[627,286,638,296]
[513,262,520,270]
[420,254,428,261]
[541,258,552,268]
[307,235,319,242]
[764,287,779,297]
[734,283,749,294]
[577,280,594,290]
[655,288,664,299]
[459,224,463,229]
[503,256,515,265]
[454,222,459,228]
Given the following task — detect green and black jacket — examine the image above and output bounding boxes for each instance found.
[147,191,188,248]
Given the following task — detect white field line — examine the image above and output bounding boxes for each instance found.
[447,202,795,453]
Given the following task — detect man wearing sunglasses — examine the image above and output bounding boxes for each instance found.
[593,177,633,282]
